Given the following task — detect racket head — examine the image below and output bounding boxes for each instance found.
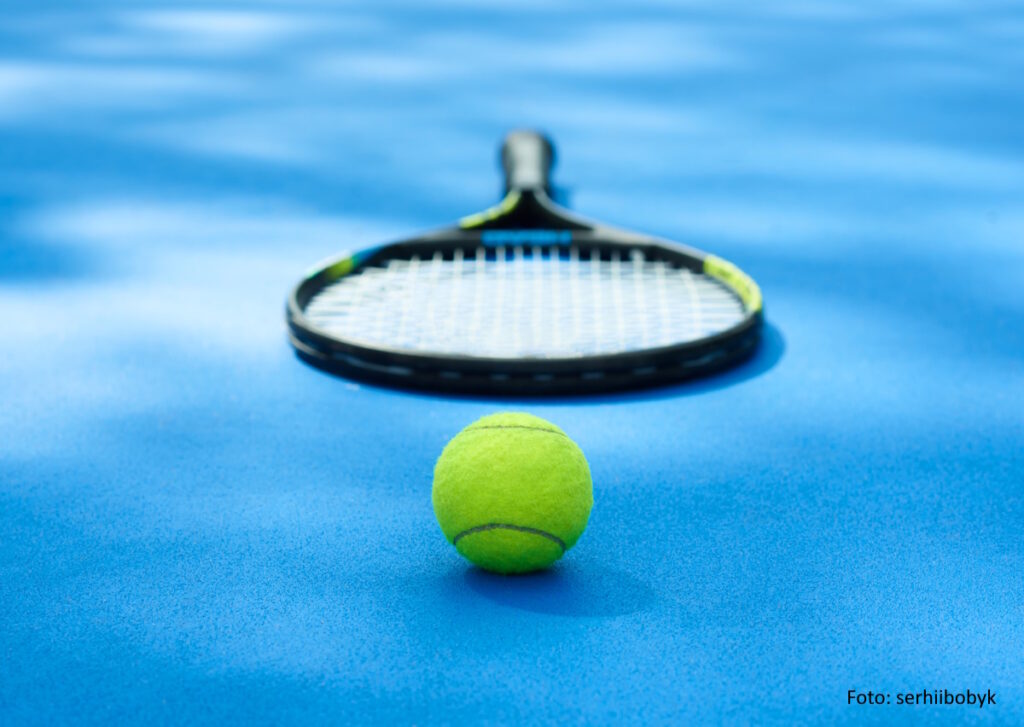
[286,134,763,395]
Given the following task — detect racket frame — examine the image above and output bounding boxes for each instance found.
[286,134,763,394]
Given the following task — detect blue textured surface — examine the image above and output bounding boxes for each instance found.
[2,1,1023,724]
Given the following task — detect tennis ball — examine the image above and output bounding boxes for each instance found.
[432,412,593,574]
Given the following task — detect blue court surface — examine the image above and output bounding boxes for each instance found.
[2,1,1023,724]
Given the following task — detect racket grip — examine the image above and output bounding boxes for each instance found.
[501,130,554,195]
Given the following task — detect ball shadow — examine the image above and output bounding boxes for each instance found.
[462,562,655,617]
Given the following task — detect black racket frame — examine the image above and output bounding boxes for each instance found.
[286,132,763,395]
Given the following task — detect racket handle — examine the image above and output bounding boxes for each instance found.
[502,130,554,195]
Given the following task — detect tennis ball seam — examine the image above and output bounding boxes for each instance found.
[464,425,569,440]
[453,523,567,552]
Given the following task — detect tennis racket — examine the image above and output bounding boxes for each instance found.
[286,131,763,394]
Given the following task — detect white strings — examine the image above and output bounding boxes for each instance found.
[304,246,746,358]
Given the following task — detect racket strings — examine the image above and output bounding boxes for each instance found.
[303,245,746,358]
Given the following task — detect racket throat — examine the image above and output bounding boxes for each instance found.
[462,189,591,231]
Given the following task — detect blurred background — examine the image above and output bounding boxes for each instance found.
[5,1,1024,280]
[2,1,1023,723]
[5,0,1023,448]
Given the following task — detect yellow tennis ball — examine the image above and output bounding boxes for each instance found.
[432,412,593,574]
